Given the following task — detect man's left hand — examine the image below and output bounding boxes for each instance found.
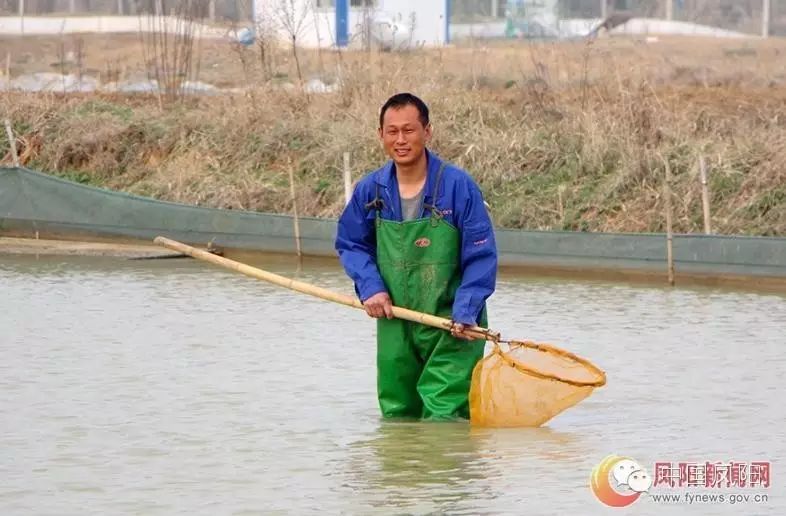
[450,322,475,341]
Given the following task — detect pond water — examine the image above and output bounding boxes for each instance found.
[1,254,783,514]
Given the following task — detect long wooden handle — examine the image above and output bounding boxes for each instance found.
[153,237,501,342]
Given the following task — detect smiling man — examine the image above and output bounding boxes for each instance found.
[335,93,498,421]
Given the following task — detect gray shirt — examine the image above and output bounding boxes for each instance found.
[401,187,425,221]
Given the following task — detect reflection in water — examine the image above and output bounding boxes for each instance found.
[344,420,492,512]
[342,420,589,513]
[369,421,482,482]
[471,425,586,464]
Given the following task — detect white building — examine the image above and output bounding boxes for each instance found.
[253,0,449,49]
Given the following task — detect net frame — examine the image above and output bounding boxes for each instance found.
[491,340,607,388]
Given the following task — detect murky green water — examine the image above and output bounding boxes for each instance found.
[1,254,783,514]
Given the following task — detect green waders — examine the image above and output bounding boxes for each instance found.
[373,165,487,421]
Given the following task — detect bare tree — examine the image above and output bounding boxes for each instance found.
[271,0,310,90]
[255,13,277,81]
[138,0,205,104]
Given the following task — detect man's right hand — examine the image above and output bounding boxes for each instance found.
[363,292,394,319]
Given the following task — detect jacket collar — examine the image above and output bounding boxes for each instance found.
[375,148,443,202]
[374,149,443,221]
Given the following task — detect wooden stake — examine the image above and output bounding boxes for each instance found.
[557,184,565,224]
[343,152,352,206]
[663,157,675,286]
[19,0,25,35]
[288,165,303,265]
[699,155,712,234]
[4,119,20,167]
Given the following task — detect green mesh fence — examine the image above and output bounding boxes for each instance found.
[2,166,785,278]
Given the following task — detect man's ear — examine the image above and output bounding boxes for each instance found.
[424,123,433,141]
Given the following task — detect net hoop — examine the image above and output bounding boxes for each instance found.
[492,340,607,388]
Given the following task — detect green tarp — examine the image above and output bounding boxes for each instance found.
[2,166,785,278]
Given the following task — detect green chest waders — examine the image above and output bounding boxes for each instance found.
[371,164,487,420]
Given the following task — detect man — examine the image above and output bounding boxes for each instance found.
[335,93,497,421]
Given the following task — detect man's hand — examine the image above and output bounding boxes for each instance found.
[363,292,394,319]
[450,322,475,341]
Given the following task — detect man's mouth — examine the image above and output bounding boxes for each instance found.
[394,148,410,156]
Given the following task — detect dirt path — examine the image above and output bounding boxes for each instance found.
[0,236,184,258]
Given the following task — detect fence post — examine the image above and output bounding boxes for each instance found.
[601,0,607,19]
[698,155,712,234]
[343,152,352,206]
[666,0,673,21]
[19,0,24,35]
[661,155,675,286]
[762,0,771,38]
[288,164,303,266]
[4,119,20,167]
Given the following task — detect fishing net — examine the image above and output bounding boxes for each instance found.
[469,340,606,428]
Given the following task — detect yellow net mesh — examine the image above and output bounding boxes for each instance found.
[469,340,607,428]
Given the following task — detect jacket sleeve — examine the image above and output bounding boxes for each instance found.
[335,184,387,302]
[452,179,498,325]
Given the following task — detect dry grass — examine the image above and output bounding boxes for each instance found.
[1,33,785,236]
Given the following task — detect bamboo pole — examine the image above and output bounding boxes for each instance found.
[601,0,607,19]
[343,152,352,206]
[699,155,712,234]
[19,0,24,35]
[665,0,673,21]
[763,0,771,38]
[287,165,303,264]
[153,236,500,342]
[4,119,20,167]
[663,157,675,286]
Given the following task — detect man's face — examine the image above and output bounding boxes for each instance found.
[378,104,432,168]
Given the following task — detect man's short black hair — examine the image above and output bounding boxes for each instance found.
[379,93,430,129]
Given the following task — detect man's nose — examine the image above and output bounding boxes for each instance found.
[395,131,406,144]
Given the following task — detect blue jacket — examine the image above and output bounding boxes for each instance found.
[335,149,497,325]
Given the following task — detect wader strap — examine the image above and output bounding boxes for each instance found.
[365,181,384,216]
[423,162,447,221]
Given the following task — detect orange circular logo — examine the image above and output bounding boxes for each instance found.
[591,455,651,507]
[414,238,431,248]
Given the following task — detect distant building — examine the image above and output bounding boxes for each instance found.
[253,0,449,49]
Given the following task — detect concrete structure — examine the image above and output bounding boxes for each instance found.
[253,0,449,49]
[0,15,227,37]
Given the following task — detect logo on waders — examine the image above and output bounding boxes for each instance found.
[414,238,431,248]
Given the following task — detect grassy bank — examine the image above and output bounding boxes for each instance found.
[1,34,785,235]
